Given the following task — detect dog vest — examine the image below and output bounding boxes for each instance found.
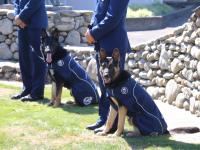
[51,55,99,106]
[106,71,168,135]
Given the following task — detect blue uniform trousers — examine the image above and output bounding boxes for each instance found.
[18,28,46,97]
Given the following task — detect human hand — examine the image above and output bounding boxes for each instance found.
[15,15,26,28]
[85,29,95,44]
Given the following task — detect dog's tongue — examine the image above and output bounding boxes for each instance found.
[46,53,52,63]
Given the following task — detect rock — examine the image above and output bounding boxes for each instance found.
[10,42,18,52]
[128,53,135,59]
[171,58,184,74]
[196,17,200,27]
[190,97,196,114]
[183,101,190,111]
[175,93,186,108]
[149,61,159,69]
[159,45,170,70]
[195,38,200,47]
[181,68,193,81]
[197,61,200,77]
[138,59,145,69]
[173,26,185,35]
[78,27,87,36]
[139,71,148,79]
[190,46,200,60]
[147,69,154,80]
[131,68,140,75]
[0,43,12,60]
[4,72,12,79]
[13,51,19,60]
[128,59,137,68]
[146,86,160,99]
[165,79,180,104]
[60,17,74,23]
[59,10,81,17]
[0,18,13,35]
[7,10,15,20]
[163,73,174,80]
[65,30,81,45]
[154,77,166,87]
[0,61,18,72]
[56,22,75,31]
[0,34,6,42]
[139,79,154,87]
[194,101,200,113]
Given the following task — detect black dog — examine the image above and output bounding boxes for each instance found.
[40,29,99,107]
[97,48,200,137]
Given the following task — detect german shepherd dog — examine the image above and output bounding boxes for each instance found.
[97,48,200,137]
[40,29,99,107]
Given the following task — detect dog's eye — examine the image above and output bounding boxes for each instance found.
[102,62,107,68]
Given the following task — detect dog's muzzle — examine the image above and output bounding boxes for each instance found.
[102,68,111,84]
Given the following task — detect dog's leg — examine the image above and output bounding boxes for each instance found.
[97,105,118,136]
[48,81,57,106]
[53,82,63,107]
[112,106,127,137]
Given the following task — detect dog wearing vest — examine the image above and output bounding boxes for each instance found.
[40,29,99,107]
[96,48,200,137]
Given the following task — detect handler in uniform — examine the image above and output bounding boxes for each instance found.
[11,0,48,101]
[85,0,131,131]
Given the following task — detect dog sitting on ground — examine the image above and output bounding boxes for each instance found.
[40,29,99,107]
[96,48,200,137]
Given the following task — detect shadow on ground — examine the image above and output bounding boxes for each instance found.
[124,134,200,150]
[36,98,98,115]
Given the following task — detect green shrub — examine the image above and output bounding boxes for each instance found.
[127,3,174,18]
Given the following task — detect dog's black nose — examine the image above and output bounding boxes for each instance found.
[103,74,109,79]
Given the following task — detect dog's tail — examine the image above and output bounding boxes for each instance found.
[169,127,200,135]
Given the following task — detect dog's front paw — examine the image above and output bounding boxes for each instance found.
[108,132,121,137]
[96,131,107,136]
[47,101,54,106]
[53,102,61,107]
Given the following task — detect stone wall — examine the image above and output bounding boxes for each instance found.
[1,4,200,117]
[126,7,200,117]
[0,4,92,61]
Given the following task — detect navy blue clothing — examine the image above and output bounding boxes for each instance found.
[51,55,99,106]
[107,72,168,135]
[13,0,48,29]
[90,0,131,125]
[14,0,48,97]
[90,0,131,56]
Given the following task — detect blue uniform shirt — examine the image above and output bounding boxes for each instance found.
[13,0,48,29]
[90,0,131,56]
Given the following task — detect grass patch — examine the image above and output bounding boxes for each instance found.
[0,82,199,149]
[127,3,174,18]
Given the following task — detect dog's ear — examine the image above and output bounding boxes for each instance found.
[99,48,107,61]
[112,48,120,61]
[51,28,59,41]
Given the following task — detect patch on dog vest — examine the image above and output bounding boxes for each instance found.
[83,97,93,105]
[57,60,64,66]
[121,87,128,95]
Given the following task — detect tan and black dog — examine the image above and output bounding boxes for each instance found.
[97,48,200,137]
[41,29,99,107]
